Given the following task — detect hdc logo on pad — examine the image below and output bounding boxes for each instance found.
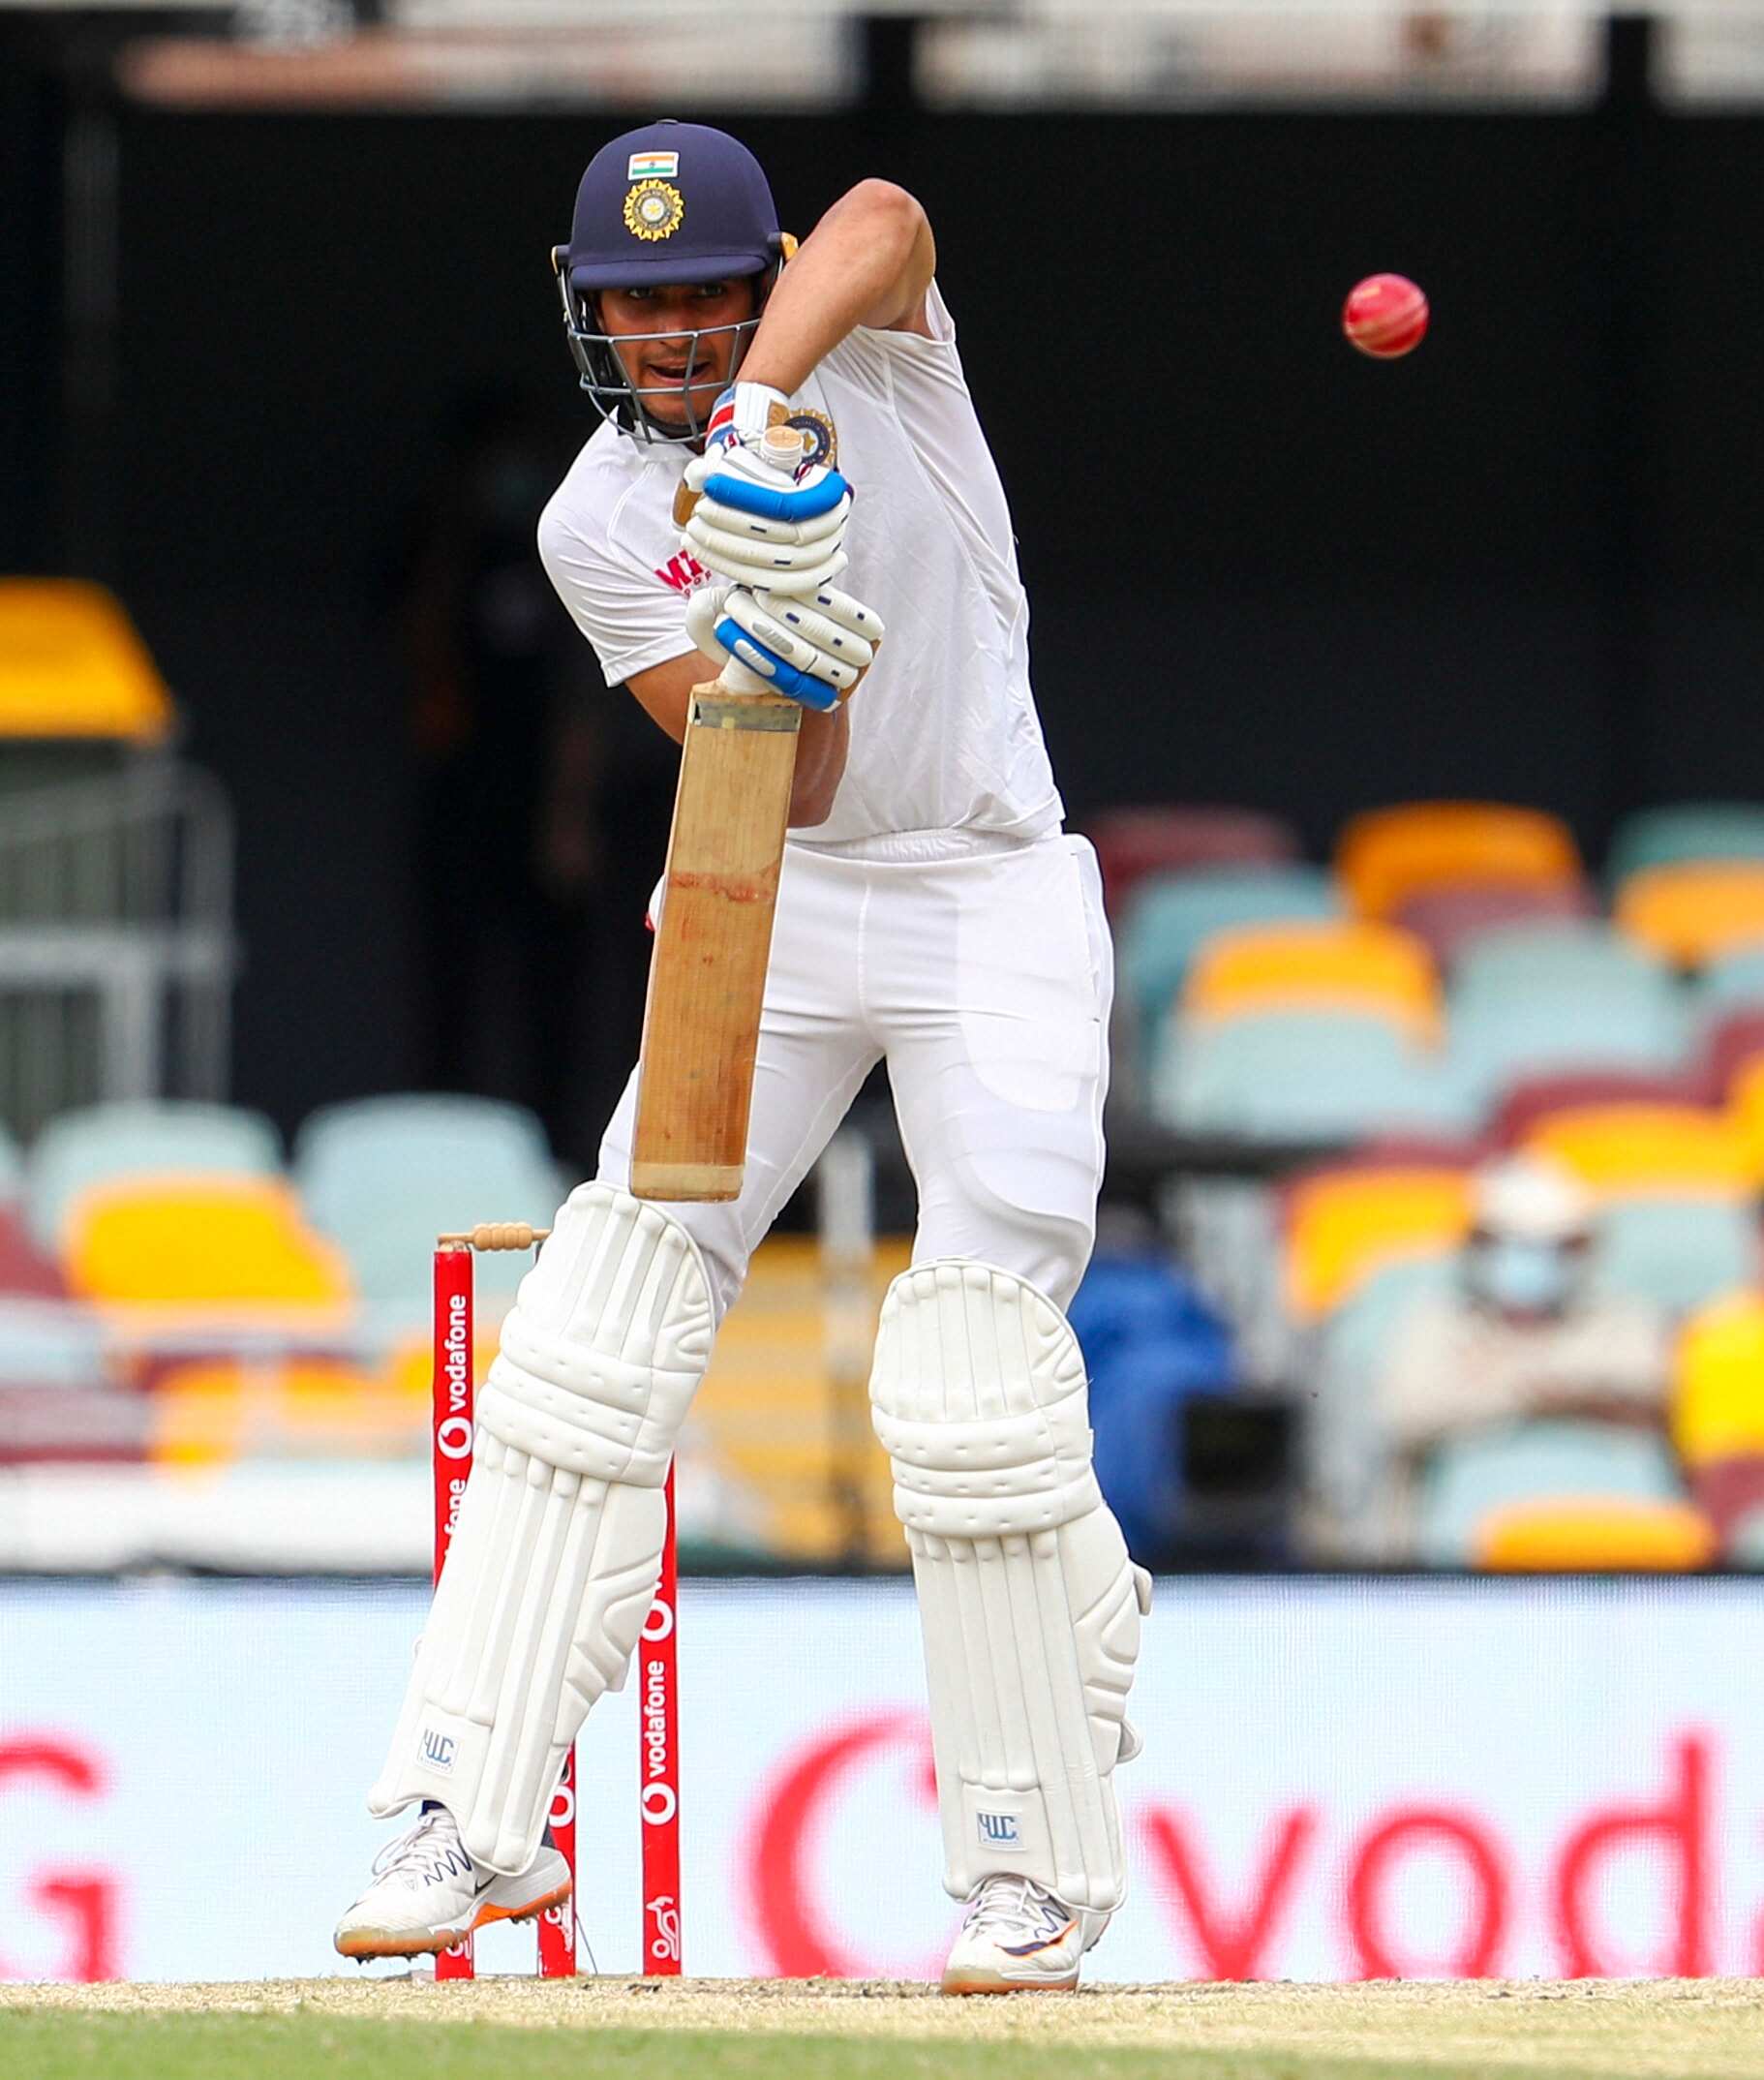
[978,1812,1020,1848]
[420,1728,456,1774]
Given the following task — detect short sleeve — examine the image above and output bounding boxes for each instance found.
[537,497,695,688]
[821,279,960,399]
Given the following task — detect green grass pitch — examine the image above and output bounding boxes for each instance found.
[4,1976,1763,2080]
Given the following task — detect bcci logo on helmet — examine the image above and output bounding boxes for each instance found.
[623,180,684,243]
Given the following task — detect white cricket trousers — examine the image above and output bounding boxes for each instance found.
[596,832,1113,1321]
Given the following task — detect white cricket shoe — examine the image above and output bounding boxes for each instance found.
[334,1807,570,1961]
[940,1874,1109,1995]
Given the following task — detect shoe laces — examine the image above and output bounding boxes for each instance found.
[962,1874,1061,1939]
[370,1808,470,1885]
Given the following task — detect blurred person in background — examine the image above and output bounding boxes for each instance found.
[1070,1231,1238,1564]
[399,385,633,1164]
[337,119,1147,1994]
[1375,1154,1671,1550]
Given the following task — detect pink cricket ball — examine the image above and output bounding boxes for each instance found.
[1342,273,1429,359]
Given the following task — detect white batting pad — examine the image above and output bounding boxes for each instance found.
[869,1259,1150,1912]
[369,1182,714,1874]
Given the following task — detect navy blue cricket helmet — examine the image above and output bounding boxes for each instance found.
[551,120,790,444]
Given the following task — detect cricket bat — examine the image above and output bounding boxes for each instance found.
[630,420,809,1203]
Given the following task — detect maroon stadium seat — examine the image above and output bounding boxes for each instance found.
[1488,1068,1716,1150]
[1690,1455,1764,1543]
[1352,1131,1494,1169]
[1085,806,1301,915]
[0,1206,65,1299]
[1275,1134,1489,1225]
[0,1386,149,1466]
[1392,877,1597,968]
[1701,1008,1764,1101]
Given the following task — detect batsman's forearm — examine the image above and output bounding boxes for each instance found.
[787,701,850,828]
[739,182,933,393]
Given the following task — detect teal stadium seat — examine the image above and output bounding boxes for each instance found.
[1117,866,1341,1065]
[25,1099,283,1251]
[1417,1420,1683,1567]
[1451,919,1665,1001]
[1606,803,1764,888]
[1446,924,1690,1108]
[1697,946,1764,1024]
[0,1297,108,1385]
[1728,1507,1764,1568]
[293,1093,563,1305]
[1592,1198,1754,1315]
[1154,1010,1475,1143]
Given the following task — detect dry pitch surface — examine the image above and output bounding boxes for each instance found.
[5,1977,1764,2080]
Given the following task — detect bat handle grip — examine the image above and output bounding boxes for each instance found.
[717,656,776,697]
[758,422,806,473]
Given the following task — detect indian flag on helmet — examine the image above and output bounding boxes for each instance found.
[627,150,679,180]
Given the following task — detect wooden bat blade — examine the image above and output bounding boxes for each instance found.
[631,685,802,1203]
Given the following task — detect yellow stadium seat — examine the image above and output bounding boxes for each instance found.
[65,1176,352,1318]
[1183,921,1442,1042]
[1617,863,1764,967]
[692,1234,910,1565]
[1524,1103,1756,1200]
[1475,1498,1717,1571]
[1336,803,1580,921]
[0,580,175,742]
[1284,1167,1473,1319]
[1730,1055,1764,1174]
[150,1358,422,1466]
[1672,1294,1764,1466]
[382,1326,502,1403]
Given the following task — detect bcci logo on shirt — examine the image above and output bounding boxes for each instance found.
[785,408,838,470]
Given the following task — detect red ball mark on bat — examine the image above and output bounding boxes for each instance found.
[1343,273,1429,359]
[670,871,770,903]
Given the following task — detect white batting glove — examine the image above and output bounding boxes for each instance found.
[682,384,852,598]
[701,381,791,450]
[685,581,884,711]
[682,450,851,598]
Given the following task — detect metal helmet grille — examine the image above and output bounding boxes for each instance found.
[551,258,763,446]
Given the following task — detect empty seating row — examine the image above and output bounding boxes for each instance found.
[1141,910,1764,1147]
[0,1092,564,1316]
[1287,1153,1758,1325]
[1099,795,1764,923]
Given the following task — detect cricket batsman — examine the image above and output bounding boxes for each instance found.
[336,119,1150,1994]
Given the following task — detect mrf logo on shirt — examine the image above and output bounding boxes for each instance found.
[654,551,712,596]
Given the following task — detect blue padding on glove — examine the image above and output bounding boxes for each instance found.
[714,618,839,711]
[701,468,850,525]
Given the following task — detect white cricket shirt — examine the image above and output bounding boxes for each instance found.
[536,283,1063,852]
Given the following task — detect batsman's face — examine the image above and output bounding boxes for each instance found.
[598,279,758,432]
